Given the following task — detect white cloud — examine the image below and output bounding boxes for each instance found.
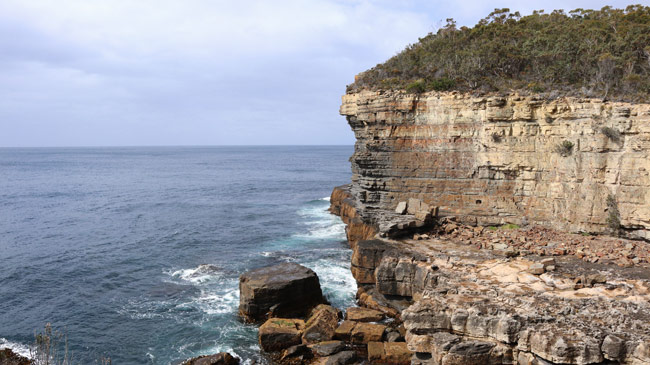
[0,0,647,146]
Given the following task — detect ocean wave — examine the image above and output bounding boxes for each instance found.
[170,264,222,284]
[0,338,32,359]
[293,223,346,240]
[193,288,239,315]
[304,257,356,309]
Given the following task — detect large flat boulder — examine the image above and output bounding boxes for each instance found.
[239,263,325,322]
[345,307,384,322]
[350,322,386,344]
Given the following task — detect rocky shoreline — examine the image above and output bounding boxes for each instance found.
[328,184,650,365]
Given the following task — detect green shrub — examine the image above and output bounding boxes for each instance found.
[428,78,456,91]
[349,6,650,101]
[406,80,427,94]
[554,140,575,156]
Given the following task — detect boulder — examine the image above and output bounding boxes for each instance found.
[368,341,385,361]
[407,198,427,215]
[0,349,32,365]
[384,342,412,364]
[350,322,386,344]
[333,320,356,342]
[281,344,313,361]
[302,305,340,344]
[324,350,357,365]
[239,263,325,322]
[312,340,346,356]
[386,331,402,342]
[345,307,384,322]
[183,352,239,365]
[395,201,407,214]
[258,318,305,352]
[367,342,412,364]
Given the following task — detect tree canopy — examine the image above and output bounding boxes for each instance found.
[348,6,650,101]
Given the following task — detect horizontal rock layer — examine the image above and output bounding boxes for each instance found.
[341,91,650,239]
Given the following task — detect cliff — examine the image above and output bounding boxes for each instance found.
[329,89,650,365]
[341,90,650,240]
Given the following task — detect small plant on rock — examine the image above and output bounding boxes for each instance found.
[491,132,503,143]
[601,127,621,143]
[606,194,622,236]
[554,140,575,157]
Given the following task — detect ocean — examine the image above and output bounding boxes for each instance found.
[0,146,356,364]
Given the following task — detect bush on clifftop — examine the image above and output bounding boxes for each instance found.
[348,6,650,101]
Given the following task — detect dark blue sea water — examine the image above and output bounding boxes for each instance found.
[0,146,355,364]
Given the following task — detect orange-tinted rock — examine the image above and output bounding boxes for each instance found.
[258,318,304,352]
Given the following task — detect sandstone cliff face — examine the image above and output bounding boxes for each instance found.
[341,91,650,239]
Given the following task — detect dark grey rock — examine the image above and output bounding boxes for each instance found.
[239,263,324,322]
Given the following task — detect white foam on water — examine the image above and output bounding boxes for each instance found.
[170,264,222,284]
[304,256,357,309]
[294,222,346,240]
[0,338,32,359]
[294,203,347,240]
[320,197,331,201]
[193,287,239,315]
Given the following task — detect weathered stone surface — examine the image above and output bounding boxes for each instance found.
[312,340,346,357]
[281,344,312,361]
[329,185,377,246]
[368,341,414,364]
[333,320,356,342]
[183,352,239,365]
[258,318,304,352]
[340,90,650,240]
[384,342,412,364]
[350,239,394,284]
[395,201,407,214]
[324,350,356,365]
[441,341,494,365]
[239,263,324,322]
[0,349,32,365]
[302,305,339,344]
[367,341,385,361]
[345,307,384,322]
[350,322,386,344]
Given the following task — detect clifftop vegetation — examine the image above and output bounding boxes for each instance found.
[348,6,650,101]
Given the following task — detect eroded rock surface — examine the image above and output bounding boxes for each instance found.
[183,352,240,365]
[341,90,650,240]
[239,263,325,322]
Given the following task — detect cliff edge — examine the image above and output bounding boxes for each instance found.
[341,90,650,240]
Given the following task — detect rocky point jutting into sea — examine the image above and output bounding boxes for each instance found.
[327,89,650,365]
[224,7,650,365]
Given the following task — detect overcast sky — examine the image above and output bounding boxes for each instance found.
[1,0,646,147]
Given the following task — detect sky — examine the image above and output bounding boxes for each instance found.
[1,0,647,147]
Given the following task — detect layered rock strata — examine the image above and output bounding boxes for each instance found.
[340,233,650,364]
[341,90,650,240]
[330,186,650,364]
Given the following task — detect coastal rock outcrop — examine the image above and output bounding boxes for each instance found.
[239,263,325,322]
[0,349,31,365]
[340,90,650,240]
[183,352,240,365]
[258,318,305,352]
